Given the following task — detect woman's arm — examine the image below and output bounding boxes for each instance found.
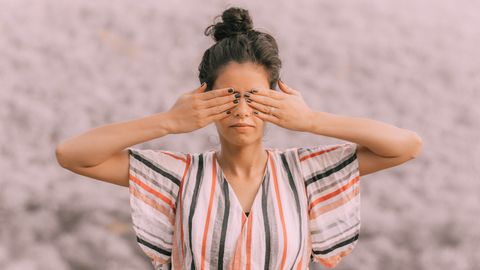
[55,83,238,187]
[55,112,174,187]
[307,111,423,176]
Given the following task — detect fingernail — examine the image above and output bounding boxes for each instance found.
[226,110,231,114]
[246,98,252,103]
[251,89,258,94]
[228,88,234,93]
[253,111,259,115]
[233,99,239,104]
[244,92,251,98]
[234,92,241,98]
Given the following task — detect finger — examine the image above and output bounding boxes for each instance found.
[206,102,239,121]
[202,91,238,108]
[246,99,279,117]
[278,79,299,95]
[205,98,239,117]
[252,110,280,125]
[246,92,281,108]
[248,87,284,100]
[198,87,235,100]
[193,82,208,94]
[207,110,232,122]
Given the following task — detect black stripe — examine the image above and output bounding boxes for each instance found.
[130,149,181,187]
[312,233,359,255]
[280,153,303,270]
[305,152,357,188]
[261,169,271,270]
[136,236,171,256]
[175,154,190,211]
[188,154,204,270]
[218,179,230,270]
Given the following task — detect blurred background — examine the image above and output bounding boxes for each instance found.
[1,0,479,269]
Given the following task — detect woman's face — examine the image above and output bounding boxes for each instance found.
[211,61,271,147]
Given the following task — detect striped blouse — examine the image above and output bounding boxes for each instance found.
[127,142,361,270]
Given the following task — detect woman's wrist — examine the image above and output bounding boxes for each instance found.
[140,111,174,139]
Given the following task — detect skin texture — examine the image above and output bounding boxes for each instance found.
[211,61,423,183]
[211,61,316,182]
[212,61,271,180]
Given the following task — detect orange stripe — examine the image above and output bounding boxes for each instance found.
[178,154,191,267]
[296,256,303,270]
[309,175,360,210]
[300,145,341,162]
[130,174,175,209]
[269,151,288,270]
[310,185,360,219]
[129,185,174,225]
[144,249,170,264]
[161,151,188,163]
[230,215,245,270]
[201,156,217,270]
[228,221,245,270]
[315,246,354,268]
[246,208,253,270]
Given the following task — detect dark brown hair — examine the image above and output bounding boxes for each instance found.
[198,7,282,91]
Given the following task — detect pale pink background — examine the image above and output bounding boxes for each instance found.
[1,0,479,269]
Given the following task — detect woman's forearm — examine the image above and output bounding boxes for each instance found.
[307,111,422,158]
[56,112,173,168]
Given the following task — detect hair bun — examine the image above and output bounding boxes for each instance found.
[204,7,254,42]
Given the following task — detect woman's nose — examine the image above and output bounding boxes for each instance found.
[232,94,253,116]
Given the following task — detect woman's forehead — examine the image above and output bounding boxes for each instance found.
[214,62,270,91]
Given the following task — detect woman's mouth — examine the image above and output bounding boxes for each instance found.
[230,123,254,127]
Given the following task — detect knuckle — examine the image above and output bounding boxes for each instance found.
[193,100,202,110]
[195,118,203,127]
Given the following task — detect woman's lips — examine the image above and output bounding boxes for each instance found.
[230,125,254,127]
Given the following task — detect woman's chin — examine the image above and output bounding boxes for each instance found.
[226,136,260,146]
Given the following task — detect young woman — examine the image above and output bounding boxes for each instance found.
[55,7,422,270]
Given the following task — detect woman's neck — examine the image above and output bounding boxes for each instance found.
[215,145,268,180]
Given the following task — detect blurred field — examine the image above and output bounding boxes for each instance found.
[0,0,479,269]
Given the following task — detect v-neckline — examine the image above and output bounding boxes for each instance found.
[212,149,270,219]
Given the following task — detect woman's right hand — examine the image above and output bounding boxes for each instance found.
[165,83,239,134]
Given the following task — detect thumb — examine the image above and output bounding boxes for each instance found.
[194,82,208,93]
[278,79,294,94]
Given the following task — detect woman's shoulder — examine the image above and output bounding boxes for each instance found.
[266,146,302,157]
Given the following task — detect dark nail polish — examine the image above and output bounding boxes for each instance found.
[226,110,231,114]
[246,98,252,103]
[228,88,234,93]
[233,99,239,104]
[253,111,259,115]
[251,89,258,94]
[234,92,241,98]
[244,92,251,98]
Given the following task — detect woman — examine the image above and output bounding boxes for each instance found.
[55,6,422,270]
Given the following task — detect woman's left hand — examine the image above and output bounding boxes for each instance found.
[246,79,314,132]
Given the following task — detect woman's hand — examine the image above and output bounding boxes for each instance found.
[165,83,239,134]
[245,79,314,132]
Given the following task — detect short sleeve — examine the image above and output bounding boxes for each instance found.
[297,142,361,268]
[127,148,188,270]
